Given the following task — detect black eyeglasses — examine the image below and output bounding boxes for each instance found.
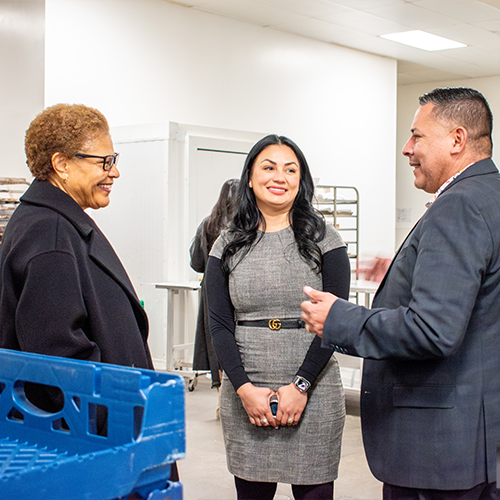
[75,152,120,171]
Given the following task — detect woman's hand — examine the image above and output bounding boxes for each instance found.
[236,382,278,428]
[275,383,308,427]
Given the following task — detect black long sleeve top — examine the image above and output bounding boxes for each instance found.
[205,246,351,391]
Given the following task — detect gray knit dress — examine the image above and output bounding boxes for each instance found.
[210,225,346,485]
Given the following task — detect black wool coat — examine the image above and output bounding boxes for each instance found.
[0,179,153,370]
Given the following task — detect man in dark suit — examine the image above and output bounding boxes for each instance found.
[302,87,500,500]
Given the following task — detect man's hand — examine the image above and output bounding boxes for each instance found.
[301,286,338,338]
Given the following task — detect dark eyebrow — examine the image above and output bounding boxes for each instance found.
[260,159,299,167]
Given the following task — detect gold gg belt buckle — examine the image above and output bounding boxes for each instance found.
[268,319,281,330]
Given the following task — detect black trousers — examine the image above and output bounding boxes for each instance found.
[234,476,334,500]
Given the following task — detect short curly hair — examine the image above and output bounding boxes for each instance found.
[25,103,110,180]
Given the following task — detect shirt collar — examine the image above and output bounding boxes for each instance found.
[425,163,473,208]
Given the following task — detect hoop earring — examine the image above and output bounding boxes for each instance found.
[63,176,68,184]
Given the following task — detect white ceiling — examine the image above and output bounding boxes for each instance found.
[165,0,500,84]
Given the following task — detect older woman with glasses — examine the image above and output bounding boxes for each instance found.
[0,103,152,373]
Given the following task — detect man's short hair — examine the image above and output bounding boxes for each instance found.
[419,87,493,156]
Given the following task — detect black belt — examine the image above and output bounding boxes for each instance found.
[236,319,305,330]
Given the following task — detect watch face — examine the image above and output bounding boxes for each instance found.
[294,376,310,392]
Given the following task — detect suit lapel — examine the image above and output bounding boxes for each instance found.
[373,159,498,305]
[373,217,421,303]
[440,157,498,194]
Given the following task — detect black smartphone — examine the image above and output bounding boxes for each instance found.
[270,395,278,417]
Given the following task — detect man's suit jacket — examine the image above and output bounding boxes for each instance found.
[0,179,153,370]
[323,158,500,489]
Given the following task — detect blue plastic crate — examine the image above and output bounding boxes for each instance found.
[0,349,185,500]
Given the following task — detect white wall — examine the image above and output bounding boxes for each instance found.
[44,0,398,364]
[0,0,44,179]
[397,76,500,247]
[45,0,397,254]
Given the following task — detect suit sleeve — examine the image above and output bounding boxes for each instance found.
[205,255,251,390]
[322,191,489,359]
[16,251,101,361]
[296,246,351,383]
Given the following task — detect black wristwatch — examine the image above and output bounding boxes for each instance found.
[293,375,311,393]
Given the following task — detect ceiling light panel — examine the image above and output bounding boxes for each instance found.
[380,30,466,50]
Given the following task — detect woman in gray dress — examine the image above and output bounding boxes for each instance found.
[205,135,350,499]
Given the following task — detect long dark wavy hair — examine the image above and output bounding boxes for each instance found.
[221,134,326,276]
[204,178,240,251]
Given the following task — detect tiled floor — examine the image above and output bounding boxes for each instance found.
[177,374,382,500]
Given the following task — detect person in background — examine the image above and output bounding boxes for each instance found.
[190,178,239,395]
[302,87,500,500]
[358,256,391,283]
[0,103,179,483]
[205,134,350,500]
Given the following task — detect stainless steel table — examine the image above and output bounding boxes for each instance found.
[350,279,379,307]
[154,282,201,374]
